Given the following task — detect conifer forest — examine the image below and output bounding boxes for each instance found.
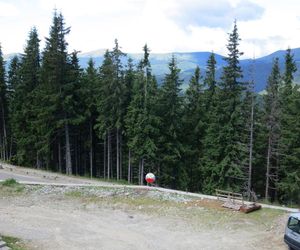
[0,11,299,205]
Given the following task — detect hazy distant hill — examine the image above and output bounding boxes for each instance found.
[77,48,300,92]
[5,48,300,92]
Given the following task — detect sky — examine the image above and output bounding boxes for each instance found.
[0,0,300,58]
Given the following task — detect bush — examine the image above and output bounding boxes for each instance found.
[2,178,18,187]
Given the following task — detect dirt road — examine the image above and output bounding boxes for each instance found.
[0,184,289,250]
[0,162,110,185]
[0,163,291,249]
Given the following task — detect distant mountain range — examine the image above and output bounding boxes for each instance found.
[5,48,300,92]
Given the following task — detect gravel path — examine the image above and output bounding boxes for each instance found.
[0,187,289,250]
[0,162,296,250]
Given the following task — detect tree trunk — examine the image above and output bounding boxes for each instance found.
[140,158,144,185]
[103,134,106,179]
[1,102,7,161]
[116,128,120,180]
[107,130,110,180]
[90,120,93,179]
[58,140,62,173]
[36,152,41,169]
[248,99,254,198]
[75,135,78,176]
[265,135,272,200]
[120,131,122,180]
[9,136,13,160]
[0,135,3,159]
[128,150,131,183]
[65,122,72,175]
[138,159,141,185]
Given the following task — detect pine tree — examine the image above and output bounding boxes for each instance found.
[6,55,21,160]
[278,49,299,204]
[201,21,246,193]
[125,45,160,185]
[264,58,281,201]
[10,27,41,166]
[182,66,204,191]
[204,52,217,110]
[157,55,186,189]
[240,60,257,199]
[200,52,221,193]
[0,44,8,160]
[40,11,78,173]
[81,58,99,178]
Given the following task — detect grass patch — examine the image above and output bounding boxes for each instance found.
[65,190,84,198]
[0,178,24,195]
[62,186,286,232]
[2,178,18,187]
[2,235,28,250]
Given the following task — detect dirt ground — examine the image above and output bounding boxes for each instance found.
[0,183,289,250]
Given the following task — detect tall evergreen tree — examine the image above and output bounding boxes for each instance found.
[201,21,246,193]
[40,11,78,173]
[95,41,127,180]
[6,55,21,160]
[278,49,299,204]
[182,66,204,191]
[204,52,217,110]
[200,52,221,193]
[81,58,99,177]
[157,55,186,189]
[0,44,8,160]
[125,45,160,185]
[264,58,281,201]
[10,27,41,166]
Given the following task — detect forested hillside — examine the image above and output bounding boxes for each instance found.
[0,11,299,205]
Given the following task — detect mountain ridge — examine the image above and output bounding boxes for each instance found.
[5,48,300,92]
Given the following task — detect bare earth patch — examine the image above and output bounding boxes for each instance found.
[0,184,289,250]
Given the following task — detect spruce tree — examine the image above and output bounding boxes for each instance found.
[125,45,160,185]
[40,11,77,173]
[10,27,41,166]
[81,58,99,178]
[157,55,186,189]
[7,55,21,160]
[202,21,246,193]
[278,49,299,204]
[264,58,281,201]
[0,44,8,160]
[182,66,204,191]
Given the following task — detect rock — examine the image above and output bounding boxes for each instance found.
[0,240,7,247]
[1,247,11,250]
[0,164,3,169]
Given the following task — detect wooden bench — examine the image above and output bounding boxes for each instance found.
[215,189,244,211]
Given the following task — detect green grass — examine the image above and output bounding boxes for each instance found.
[2,235,28,250]
[65,190,84,198]
[0,178,24,195]
[2,178,19,187]
[66,187,285,230]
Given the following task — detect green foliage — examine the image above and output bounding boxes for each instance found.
[1,178,24,194]
[9,27,41,166]
[182,66,204,191]
[2,178,18,186]
[278,49,300,204]
[2,235,28,250]
[201,22,247,193]
[2,16,300,204]
[157,55,186,189]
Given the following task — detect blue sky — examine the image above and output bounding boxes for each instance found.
[0,0,300,58]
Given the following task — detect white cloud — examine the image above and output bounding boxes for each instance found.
[164,0,264,29]
[1,0,300,59]
[0,2,19,17]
